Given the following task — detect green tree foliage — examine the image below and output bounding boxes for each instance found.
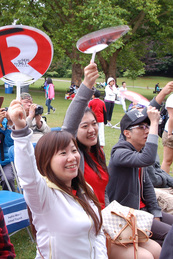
[0,0,172,83]
[123,68,145,86]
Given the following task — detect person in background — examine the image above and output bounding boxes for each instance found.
[119,81,127,112]
[20,92,51,143]
[155,83,161,93]
[88,89,107,148]
[74,85,79,94]
[43,78,48,89]
[114,83,121,105]
[104,77,117,127]
[0,207,16,258]
[0,107,15,192]
[161,93,173,173]
[68,82,76,94]
[45,78,56,115]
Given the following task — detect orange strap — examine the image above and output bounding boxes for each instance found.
[111,209,138,259]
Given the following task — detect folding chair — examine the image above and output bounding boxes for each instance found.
[0,190,34,241]
[112,122,120,129]
[8,146,22,193]
[0,164,13,192]
[6,146,34,242]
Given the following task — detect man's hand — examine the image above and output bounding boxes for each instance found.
[28,103,37,119]
[0,108,6,124]
[8,100,26,130]
[147,106,160,135]
[35,114,42,129]
[147,106,160,124]
[156,81,173,104]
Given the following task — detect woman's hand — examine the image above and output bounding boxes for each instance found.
[8,100,27,130]
[83,62,99,89]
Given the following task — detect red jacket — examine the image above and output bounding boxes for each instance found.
[88,98,107,123]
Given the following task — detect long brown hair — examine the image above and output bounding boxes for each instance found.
[77,107,108,176]
[34,131,102,236]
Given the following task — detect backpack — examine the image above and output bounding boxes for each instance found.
[158,104,168,138]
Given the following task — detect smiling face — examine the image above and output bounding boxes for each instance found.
[77,111,99,151]
[50,140,80,187]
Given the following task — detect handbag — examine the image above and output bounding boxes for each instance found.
[102,200,154,259]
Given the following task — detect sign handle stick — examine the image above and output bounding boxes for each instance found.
[91,49,96,63]
[16,81,21,100]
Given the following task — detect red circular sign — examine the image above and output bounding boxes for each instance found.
[0,25,53,83]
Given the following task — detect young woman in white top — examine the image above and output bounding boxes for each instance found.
[104,77,117,127]
[8,63,108,259]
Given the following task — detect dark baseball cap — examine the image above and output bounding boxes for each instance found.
[120,108,150,136]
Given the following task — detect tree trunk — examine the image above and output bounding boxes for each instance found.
[98,50,120,83]
[71,63,83,86]
[68,47,84,86]
[107,51,119,81]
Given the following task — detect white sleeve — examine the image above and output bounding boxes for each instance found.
[13,130,51,213]
[166,94,173,109]
[95,228,108,258]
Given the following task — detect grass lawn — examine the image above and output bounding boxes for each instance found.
[0,75,172,258]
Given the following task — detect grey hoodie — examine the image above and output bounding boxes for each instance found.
[106,134,162,218]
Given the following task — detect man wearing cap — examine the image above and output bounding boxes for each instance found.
[107,105,173,245]
[20,93,51,143]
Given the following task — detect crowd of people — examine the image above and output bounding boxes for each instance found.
[1,62,173,258]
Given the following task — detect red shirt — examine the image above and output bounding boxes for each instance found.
[84,152,109,209]
[88,98,107,123]
[139,168,146,209]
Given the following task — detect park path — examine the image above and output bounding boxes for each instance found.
[40,77,154,90]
